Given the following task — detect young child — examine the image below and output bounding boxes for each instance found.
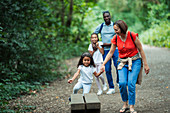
[68,52,103,97]
[88,33,107,95]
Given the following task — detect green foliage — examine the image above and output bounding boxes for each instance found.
[0,0,96,112]
[0,0,169,112]
[140,0,170,48]
[128,22,145,33]
[88,0,170,48]
[141,21,170,48]
[0,79,42,112]
[147,2,169,25]
[86,0,146,34]
[0,0,62,112]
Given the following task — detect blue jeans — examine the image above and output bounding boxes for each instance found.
[103,49,119,89]
[118,59,141,105]
[73,81,92,95]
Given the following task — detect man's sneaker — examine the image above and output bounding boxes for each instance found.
[106,88,115,94]
[103,83,107,91]
[97,90,103,95]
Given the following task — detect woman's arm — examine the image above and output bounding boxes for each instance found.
[135,37,150,74]
[68,69,81,83]
[103,44,116,65]
[96,42,104,55]
[100,44,116,71]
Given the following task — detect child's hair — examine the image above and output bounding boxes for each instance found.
[91,33,99,41]
[77,52,95,68]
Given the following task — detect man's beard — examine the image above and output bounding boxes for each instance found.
[105,19,111,25]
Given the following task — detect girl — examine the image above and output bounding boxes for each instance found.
[68,52,103,96]
[88,33,107,95]
[101,20,150,113]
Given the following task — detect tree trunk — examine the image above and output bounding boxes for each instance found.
[75,13,85,43]
[66,0,73,27]
[60,0,65,26]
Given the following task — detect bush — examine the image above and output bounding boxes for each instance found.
[140,21,170,48]
[0,0,62,112]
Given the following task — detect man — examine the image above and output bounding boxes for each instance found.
[94,11,119,94]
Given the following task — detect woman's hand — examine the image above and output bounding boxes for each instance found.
[68,79,73,84]
[144,64,150,75]
[100,64,105,73]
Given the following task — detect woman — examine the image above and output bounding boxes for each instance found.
[100,20,150,113]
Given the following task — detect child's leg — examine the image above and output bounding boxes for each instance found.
[95,63,102,90]
[73,81,83,94]
[99,75,105,84]
[95,76,102,90]
[82,83,92,95]
[98,63,106,85]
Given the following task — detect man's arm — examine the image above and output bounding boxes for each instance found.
[94,24,101,34]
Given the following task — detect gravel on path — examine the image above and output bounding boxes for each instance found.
[9,45,170,113]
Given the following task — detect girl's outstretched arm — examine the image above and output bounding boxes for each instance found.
[68,69,80,83]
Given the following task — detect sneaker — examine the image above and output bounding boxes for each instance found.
[103,83,107,91]
[117,83,119,87]
[68,97,71,102]
[97,90,103,95]
[106,88,115,94]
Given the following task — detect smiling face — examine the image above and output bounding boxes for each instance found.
[103,13,111,25]
[91,34,98,44]
[83,56,91,67]
[113,24,121,36]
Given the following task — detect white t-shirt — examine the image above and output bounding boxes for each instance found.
[78,65,96,83]
[88,41,103,63]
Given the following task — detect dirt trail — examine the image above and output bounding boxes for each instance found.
[9,45,170,113]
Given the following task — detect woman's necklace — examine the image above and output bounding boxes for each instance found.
[120,32,127,48]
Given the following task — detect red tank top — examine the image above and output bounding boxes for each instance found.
[111,31,138,58]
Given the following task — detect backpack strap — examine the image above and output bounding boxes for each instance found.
[116,35,117,47]
[99,23,104,33]
[116,32,136,47]
[130,32,136,47]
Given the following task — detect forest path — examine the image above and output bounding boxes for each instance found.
[9,45,170,113]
